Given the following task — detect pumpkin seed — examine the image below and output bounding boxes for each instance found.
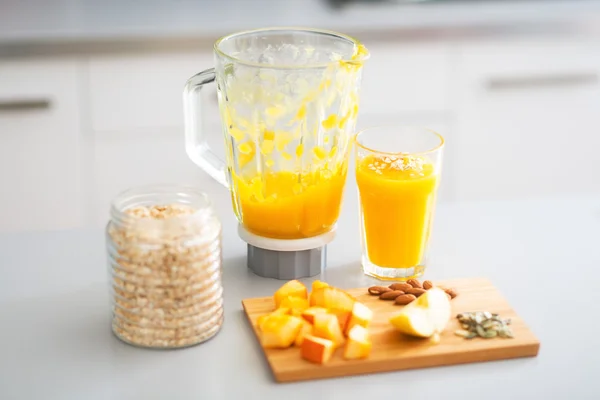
[454,329,471,337]
[465,331,478,339]
[455,310,513,340]
[499,327,514,338]
[481,320,495,329]
[475,325,486,337]
[483,330,498,338]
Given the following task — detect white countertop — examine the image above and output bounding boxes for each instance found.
[3,0,600,49]
[0,189,599,399]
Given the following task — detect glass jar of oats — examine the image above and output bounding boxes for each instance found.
[106,185,224,349]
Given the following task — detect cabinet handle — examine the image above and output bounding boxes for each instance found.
[486,72,598,90]
[0,98,51,111]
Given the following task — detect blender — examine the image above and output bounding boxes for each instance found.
[183,28,369,279]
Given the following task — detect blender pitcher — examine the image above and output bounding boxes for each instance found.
[184,27,369,279]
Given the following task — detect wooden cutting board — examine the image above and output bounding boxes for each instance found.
[241,277,540,383]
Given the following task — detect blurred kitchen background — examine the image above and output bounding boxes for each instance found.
[2,0,600,233]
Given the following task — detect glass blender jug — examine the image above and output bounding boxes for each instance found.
[184,28,369,279]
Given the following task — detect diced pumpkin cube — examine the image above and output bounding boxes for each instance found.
[313,312,345,348]
[344,302,373,335]
[343,325,372,360]
[274,280,308,308]
[301,335,335,364]
[301,306,328,324]
[311,280,329,292]
[256,307,291,331]
[279,296,310,316]
[309,287,355,312]
[260,315,304,349]
[294,320,313,347]
[330,309,351,334]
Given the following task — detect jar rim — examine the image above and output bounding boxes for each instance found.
[109,184,214,226]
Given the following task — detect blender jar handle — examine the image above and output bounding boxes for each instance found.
[183,68,229,188]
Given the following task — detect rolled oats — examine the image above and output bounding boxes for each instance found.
[106,196,223,349]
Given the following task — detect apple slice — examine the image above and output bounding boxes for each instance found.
[389,287,451,340]
[260,315,304,348]
[301,306,328,324]
[344,302,373,336]
[256,307,291,331]
[274,280,307,308]
[312,312,345,347]
[343,325,372,360]
[279,296,310,316]
[294,320,313,347]
[301,334,335,364]
[311,280,329,292]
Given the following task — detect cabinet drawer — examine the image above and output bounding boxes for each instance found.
[454,38,600,201]
[457,38,600,86]
[0,58,84,232]
[359,43,451,114]
[88,51,219,132]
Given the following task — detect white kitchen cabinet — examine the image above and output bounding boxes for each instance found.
[90,126,227,227]
[453,38,600,201]
[359,42,452,115]
[87,51,228,226]
[0,58,85,232]
[88,51,218,133]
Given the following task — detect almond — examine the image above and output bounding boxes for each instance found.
[389,283,413,292]
[394,294,417,305]
[407,279,423,289]
[445,288,458,299]
[379,290,404,300]
[405,287,427,297]
[423,280,433,290]
[368,286,391,296]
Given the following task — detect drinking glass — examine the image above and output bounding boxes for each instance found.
[354,126,444,280]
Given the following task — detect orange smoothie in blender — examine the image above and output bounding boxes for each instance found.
[232,164,347,240]
[356,154,439,268]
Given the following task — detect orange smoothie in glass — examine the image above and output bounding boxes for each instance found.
[356,154,439,269]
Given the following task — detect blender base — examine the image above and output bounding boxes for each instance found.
[238,225,337,280]
[246,245,326,280]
